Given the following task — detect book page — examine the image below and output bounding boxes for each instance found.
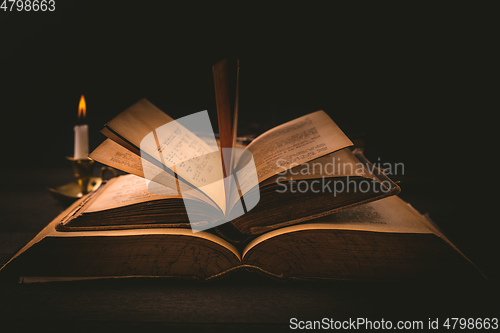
[84,175,178,213]
[99,99,226,211]
[309,196,433,233]
[84,174,218,213]
[139,111,226,212]
[259,148,373,187]
[104,98,174,153]
[243,196,433,258]
[244,111,353,183]
[90,139,174,186]
[47,228,241,262]
[89,139,217,207]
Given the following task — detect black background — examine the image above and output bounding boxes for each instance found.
[0,2,496,280]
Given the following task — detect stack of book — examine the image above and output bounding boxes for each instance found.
[0,60,483,282]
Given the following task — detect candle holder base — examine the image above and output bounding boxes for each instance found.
[47,176,103,206]
[47,157,117,206]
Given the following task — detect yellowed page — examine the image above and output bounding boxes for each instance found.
[105,98,174,151]
[84,174,219,213]
[84,175,178,212]
[0,195,241,278]
[140,118,226,212]
[102,99,226,212]
[260,148,373,188]
[245,111,353,183]
[47,228,241,261]
[243,196,433,258]
[89,139,168,182]
[90,140,219,208]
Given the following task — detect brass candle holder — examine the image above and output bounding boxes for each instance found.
[47,157,117,205]
[68,157,95,195]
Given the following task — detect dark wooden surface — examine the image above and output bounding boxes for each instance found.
[0,168,498,332]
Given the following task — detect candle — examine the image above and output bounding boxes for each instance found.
[74,95,89,159]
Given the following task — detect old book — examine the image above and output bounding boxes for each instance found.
[79,59,400,236]
[0,195,483,282]
[70,97,400,236]
[3,60,475,282]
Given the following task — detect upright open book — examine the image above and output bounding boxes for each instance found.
[0,60,483,281]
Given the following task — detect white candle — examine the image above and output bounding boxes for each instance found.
[74,95,89,159]
[74,124,89,159]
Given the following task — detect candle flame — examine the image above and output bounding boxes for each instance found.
[78,95,86,119]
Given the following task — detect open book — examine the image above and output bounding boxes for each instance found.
[0,61,482,281]
[0,195,482,282]
[66,101,400,236]
[62,60,399,236]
